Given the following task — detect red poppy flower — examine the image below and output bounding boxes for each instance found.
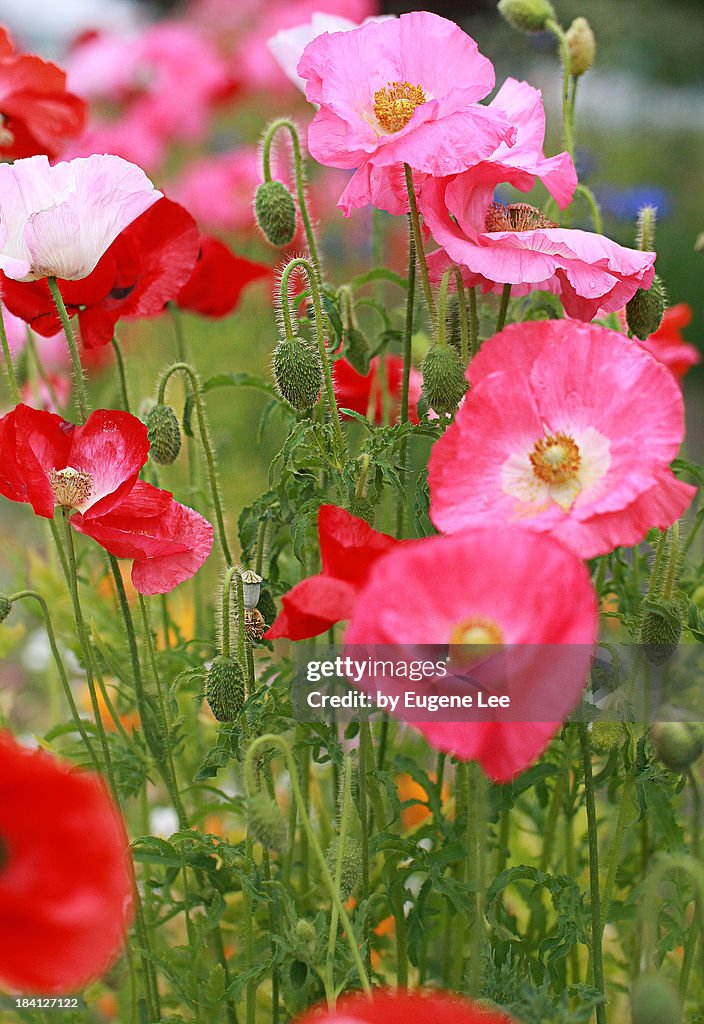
[265,505,399,640]
[0,197,200,349]
[640,303,700,381]
[333,355,421,425]
[0,731,132,993]
[0,27,86,160]
[175,235,270,318]
[0,404,213,594]
[295,990,517,1024]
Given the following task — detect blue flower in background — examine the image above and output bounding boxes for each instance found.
[595,186,673,221]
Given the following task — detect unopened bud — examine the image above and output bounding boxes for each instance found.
[255,181,297,247]
[626,276,666,341]
[294,919,317,949]
[0,594,11,622]
[273,336,323,411]
[631,974,682,1024]
[248,790,287,852]
[343,327,371,376]
[325,835,363,900]
[146,404,182,465]
[591,719,624,754]
[566,17,596,76]
[651,720,703,772]
[345,497,376,526]
[420,344,468,415]
[639,600,682,664]
[205,656,245,722]
[497,0,556,33]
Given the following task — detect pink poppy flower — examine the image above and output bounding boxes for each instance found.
[333,354,421,425]
[0,404,213,593]
[422,172,656,321]
[345,527,597,782]
[297,12,514,207]
[294,990,517,1024]
[169,148,275,235]
[428,320,695,559]
[339,75,576,217]
[265,504,399,640]
[0,154,162,282]
[65,110,167,172]
[638,303,700,381]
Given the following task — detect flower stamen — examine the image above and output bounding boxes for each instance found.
[373,81,427,133]
[485,201,558,233]
[530,432,581,485]
[50,467,93,509]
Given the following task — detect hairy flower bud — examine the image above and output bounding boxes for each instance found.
[343,327,371,375]
[345,497,376,526]
[294,919,317,950]
[497,0,556,33]
[0,594,11,623]
[639,601,682,665]
[248,790,287,852]
[590,718,624,754]
[566,17,596,76]
[626,275,666,341]
[651,720,704,772]
[205,656,245,722]
[255,180,297,246]
[420,344,468,415]
[631,974,682,1024]
[273,336,323,411]
[145,404,182,465]
[325,835,363,900]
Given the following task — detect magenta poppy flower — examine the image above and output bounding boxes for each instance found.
[428,321,695,559]
[0,404,213,594]
[297,13,514,204]
[294,990,517,1024]
[265,504,399,640]
[0,154,162,282]
[1,197,200,348]
[0,731,132,993]
[345,527,597,782]
[422,171,655,321]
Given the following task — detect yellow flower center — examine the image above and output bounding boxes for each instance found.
[529,432,581,486]
[50,466,93,509]
[373,81,427,133]
[448,617,503,667]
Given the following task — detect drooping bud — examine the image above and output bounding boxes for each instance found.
[205,656,245,722]
[0,594,11,623]
[273,336,323,411]
[639,599,682,664]
[651,720,704,772]
[343,327,371,376]
[497,0,556,33]
[631,973,682,1024]
[325,835,363,900]
[565,17,596,76]
[255,181,297,247]
[248,790,287,852]
[420,344,468,415]
[626,275,666,341]
[345,497,376,526]
[145,404,182,465]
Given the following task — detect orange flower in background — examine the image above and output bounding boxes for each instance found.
[396,772,450,831]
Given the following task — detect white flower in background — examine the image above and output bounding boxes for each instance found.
[267,12,394,91]
[150,806,180,838]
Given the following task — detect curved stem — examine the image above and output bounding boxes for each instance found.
[245,734,372,995]
[403,163,436,328]
[546,20,575,160]
[261,118,322,280]
[48,277,89,422]
[111,336,131,413]
[0,304,19,402]
[157,362,232,565]
[575,184,603,234]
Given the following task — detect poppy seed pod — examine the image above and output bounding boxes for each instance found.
[205,656,245,722]
[273,336,323,411]
[497,0,556,33]
[248,790,287,852]
[651,720,704,772]
[0,594,11,622]
[255,180,296,246]
[626,276,666,341]
[325,835,363,900]
[145,404,182,465]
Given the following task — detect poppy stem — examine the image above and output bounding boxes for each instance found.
[261,118,322,283]
[403,163,437,329]
[0,304,19,403]
[577,721,607,1024]
[495,283,512,334]
[111,335,131,413]
[325,756,355,1007]
[246,734,372,996]
[468,287,479,359]
[157,362,233,566]
[48,276,89,423]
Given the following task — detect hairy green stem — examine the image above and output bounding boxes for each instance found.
[0,303,19,402]
[403,164,436,327]
[578,722,607,1024]
[495,283,512,334]
[48,276,89,421]
[111,336,131,413]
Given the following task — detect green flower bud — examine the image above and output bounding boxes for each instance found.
[294,919,317,949]
[626,275,666,341]
[631,974,682,1024]
[420,344,468,415]
[566,17,596,76]
[591,719,624,754]
[325,835,363,901]
[255,181,297,247]
[345,497,376,526]
[145,404,182,465]
[497,0,556,33]
[0,595,11,623]
[639,602,682,665]
[651,720,703,772]
[248,790,287,852]
[205,656,245,722]
[273,336,323,411]
[343,327,371,376]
